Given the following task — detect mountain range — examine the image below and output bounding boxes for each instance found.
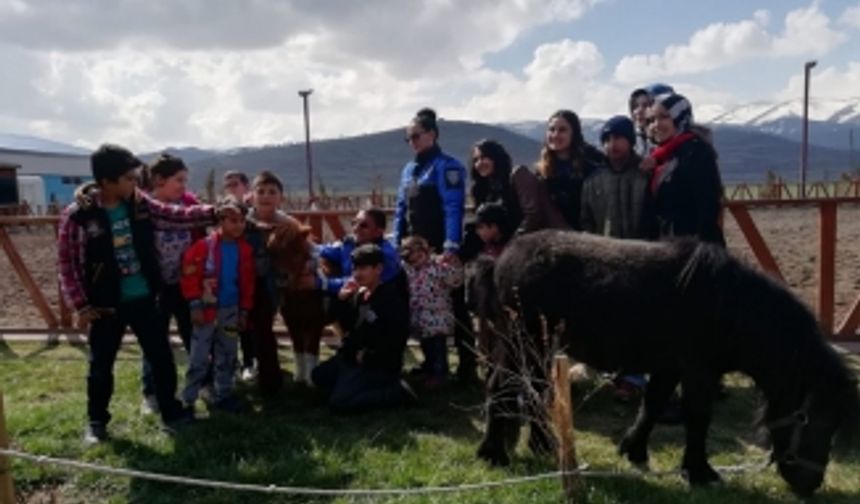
[2,98,858,193]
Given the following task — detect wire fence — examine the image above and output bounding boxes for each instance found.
[0,446,773,499]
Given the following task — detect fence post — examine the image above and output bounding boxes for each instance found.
[0,225,59,328]
[819,201,837,336]
[0,390,15,504]
[551,354,580,502]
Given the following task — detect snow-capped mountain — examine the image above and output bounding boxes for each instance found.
[709,98,860,126]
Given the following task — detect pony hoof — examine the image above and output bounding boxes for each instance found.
[477,443,510,467]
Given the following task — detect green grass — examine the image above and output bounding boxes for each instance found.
[1,340,858,504]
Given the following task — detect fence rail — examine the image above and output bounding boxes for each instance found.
[1,198,859,342]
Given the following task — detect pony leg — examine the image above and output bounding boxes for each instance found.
[680,373,721,486]
[477,317,523,466]
[477,364,520,466]
[619,370,680,467]
[520,312,554,457]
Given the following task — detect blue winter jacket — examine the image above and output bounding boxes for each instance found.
[392,145,466,252]
[315,236,401,295]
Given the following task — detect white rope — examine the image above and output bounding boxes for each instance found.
[0,447,773,498]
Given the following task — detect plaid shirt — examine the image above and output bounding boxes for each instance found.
[58,188,214,311]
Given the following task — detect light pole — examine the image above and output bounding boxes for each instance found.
[298,89,314,203]
[800,60,817,198]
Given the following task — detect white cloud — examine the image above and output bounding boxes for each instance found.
[778,62,860,100]
[614,3,847,83]
[841,3,860,29]
[0,1,606,150]
[457,39,614,122]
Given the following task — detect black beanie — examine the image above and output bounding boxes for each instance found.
[600,115,636,147]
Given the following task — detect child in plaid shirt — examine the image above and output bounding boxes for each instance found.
[58,144,214,444]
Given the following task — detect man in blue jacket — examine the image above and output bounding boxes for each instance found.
[316,208,400,294]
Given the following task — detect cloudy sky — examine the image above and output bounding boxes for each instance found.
[1,0,858,150]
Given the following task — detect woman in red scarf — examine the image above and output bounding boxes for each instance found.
[646,93,725,245]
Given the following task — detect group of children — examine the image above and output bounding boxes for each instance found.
[60,145,311,442]
[58,143,497,443]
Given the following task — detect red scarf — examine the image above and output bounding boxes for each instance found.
[649,132,696,194]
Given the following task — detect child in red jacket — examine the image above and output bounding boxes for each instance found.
[181,196,255,412]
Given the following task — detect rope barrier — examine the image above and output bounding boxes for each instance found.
[0,447,773,498]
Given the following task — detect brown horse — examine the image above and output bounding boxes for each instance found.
[267,217,329,384]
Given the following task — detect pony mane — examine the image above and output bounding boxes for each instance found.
[267,216,313,277]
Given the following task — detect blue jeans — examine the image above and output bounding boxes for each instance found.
[182,307,239,404]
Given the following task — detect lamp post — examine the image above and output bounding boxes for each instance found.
[800,60,817,198]
[298,89,314,203]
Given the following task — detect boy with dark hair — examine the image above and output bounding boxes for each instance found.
[311,244,413,413]
[181,196,255,412]
[244,170,290,394]
[223,170,250,202]
[580,116,655,240]
[58,144,215,444]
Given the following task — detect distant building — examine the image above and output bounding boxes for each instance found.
[0,134,91,210]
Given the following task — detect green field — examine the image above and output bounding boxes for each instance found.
[1,340,858,503]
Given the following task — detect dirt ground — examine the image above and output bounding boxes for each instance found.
[1,206,859,331]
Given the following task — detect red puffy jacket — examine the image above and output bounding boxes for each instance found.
[181,232,255,323]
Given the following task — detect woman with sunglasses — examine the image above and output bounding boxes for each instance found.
[392,107,466,257]
[392,107,473,382]
[645,93,724,244]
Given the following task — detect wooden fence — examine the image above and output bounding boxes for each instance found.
[1,198,859,343]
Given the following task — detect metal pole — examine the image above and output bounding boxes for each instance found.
[801,60,817,198]
[298,89,314,204]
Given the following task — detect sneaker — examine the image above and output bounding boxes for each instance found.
[241,366,258,383]
[83,423,108,445]
[140,394,160,415]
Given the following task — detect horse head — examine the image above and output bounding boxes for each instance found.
[766,366,860,497]
[267,216,315,287]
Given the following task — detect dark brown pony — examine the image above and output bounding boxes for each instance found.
[471,230,859,497]
[267,217,328,382]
